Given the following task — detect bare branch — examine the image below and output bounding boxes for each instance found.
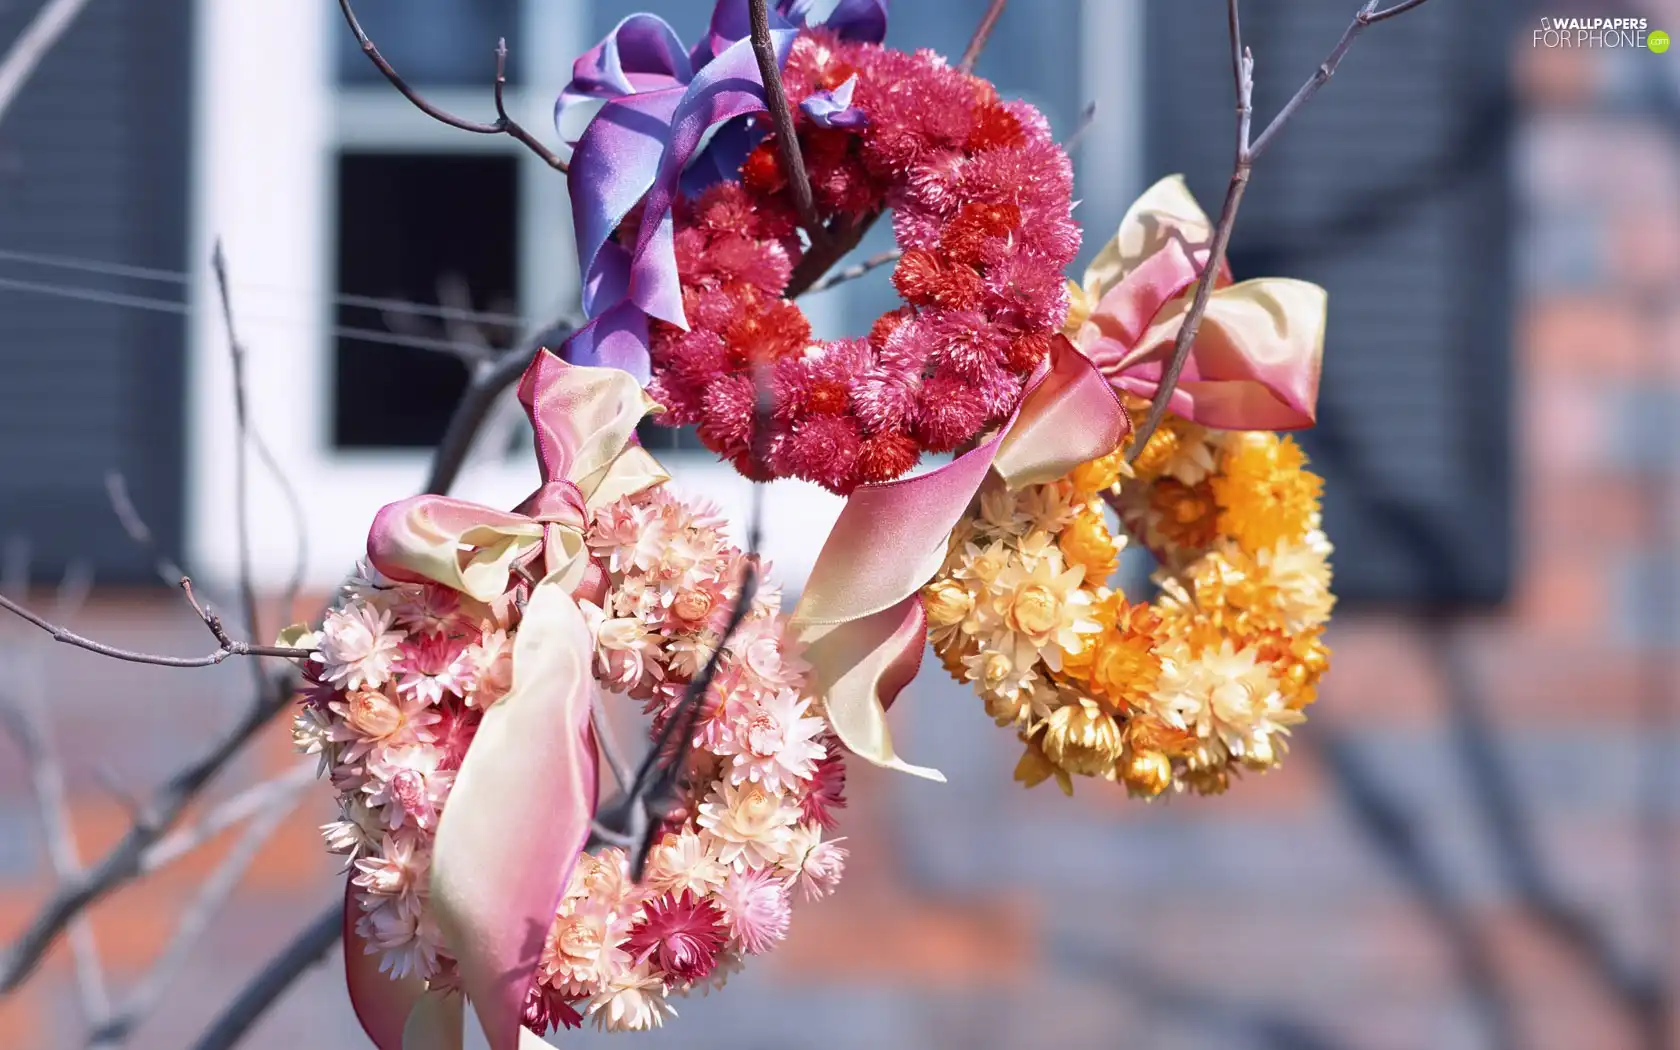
[211,244,268,680]
[105,474,184,584]
[138,765,316,875]
[747,0,825,246]
[1309,730,1523,1050]
[0,556,110,1031]
[187,904,341,1050]
[336,0,568,173]
[588,363,771,877]
[1428,619,1668,1047]
[88,795,302,1048]
[0,0,95,127]
[1360,0,1433,24]
[958,0,1009,73]
[425,325,571,497]
[0,589,310,668]
[800,247,902,296]
[1063,99,1099,157]
[1127,0,1434,459]
[592,696,632,795]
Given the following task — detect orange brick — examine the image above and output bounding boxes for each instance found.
[1513,37,1603,108]
[0,986,41,1049]
[1311,617,1445,727]
[1522,294,1649,380]
[1508,549,1608,636]
[775,890,1036,987]
[82,877,180,973]
[1608,205,1680,290]
[1523,473,1650,555]
[243,806,339,893]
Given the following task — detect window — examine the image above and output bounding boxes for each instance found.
[332,152,520,449]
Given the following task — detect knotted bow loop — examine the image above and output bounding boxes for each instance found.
[351,349,666,1050]
[1068,174,1327,432]
[792,337,1129,778]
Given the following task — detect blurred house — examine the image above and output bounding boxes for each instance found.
[8,1,1679,1049]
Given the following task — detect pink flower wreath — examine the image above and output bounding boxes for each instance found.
[628,34,1080,493]
[290,353,850,1042]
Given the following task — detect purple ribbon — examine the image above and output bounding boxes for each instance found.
[555,0,889,378]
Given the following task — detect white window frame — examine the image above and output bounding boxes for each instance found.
[185,0,1143,596]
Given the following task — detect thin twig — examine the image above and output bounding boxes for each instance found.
[592,696,632,795]
[0,556,110,1032]
[0,0,95,127]
[0,680,298,991]
[1064,99,1099,157]
[187,904,342,1050]
[747,0,824,247]
[138,765,316,875]
[335,0,567,173]
[88,795,302,1048]
[800,248,902,295]
[1309,730,1522,1050]
[1428,619,1669,1049]
[0,590,310,668]
[425,326,568,497]
[0,327,569,999]
[211,243,266,682]
[105,474,184,584]
[1127,0,1436,459]
[588,369,770,876]
[958,0,1009,73]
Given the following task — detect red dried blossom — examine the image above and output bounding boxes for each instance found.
[625,892,728,983]
[640,33,1077,495]
[801,747,849,830]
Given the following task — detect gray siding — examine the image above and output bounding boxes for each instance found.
[0,0,192,583]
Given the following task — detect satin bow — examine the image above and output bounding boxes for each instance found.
[790,337,1130,778]
[347,350,667,1050]
[557,0,888,380]
[1067,174,1328,431]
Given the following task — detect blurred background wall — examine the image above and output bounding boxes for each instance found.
[2,1,1679,1048]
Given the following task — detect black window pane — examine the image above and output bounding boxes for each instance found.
[333,152,519,449]
[334,0,521,87]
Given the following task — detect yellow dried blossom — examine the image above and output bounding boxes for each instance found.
[1147,478,1221,553]
[927,419,1334,805]
[1040,700,1126,777]
[1120,749,1173,798]
[1126,420,1185,481]
[1211,432,1323,555]
[1058,507,1121,579]
[1083,602,1162,714]
[1185,765,1231,797]
[1068,448,1127,496]
[1125,712,1201,761]
[1015,734,1072,796]
[922,578,973,629]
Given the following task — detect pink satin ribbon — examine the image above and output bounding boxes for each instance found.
[1069,174,1328,431]
[791,335,1130,777]
[348,350,667,1050]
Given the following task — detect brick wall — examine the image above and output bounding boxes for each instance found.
[5,23,1680,1050]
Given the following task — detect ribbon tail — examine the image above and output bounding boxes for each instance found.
[344,884,429,1050]
[401,991,464,1050]
[427,578,600,1050]
[803,598,943,781]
